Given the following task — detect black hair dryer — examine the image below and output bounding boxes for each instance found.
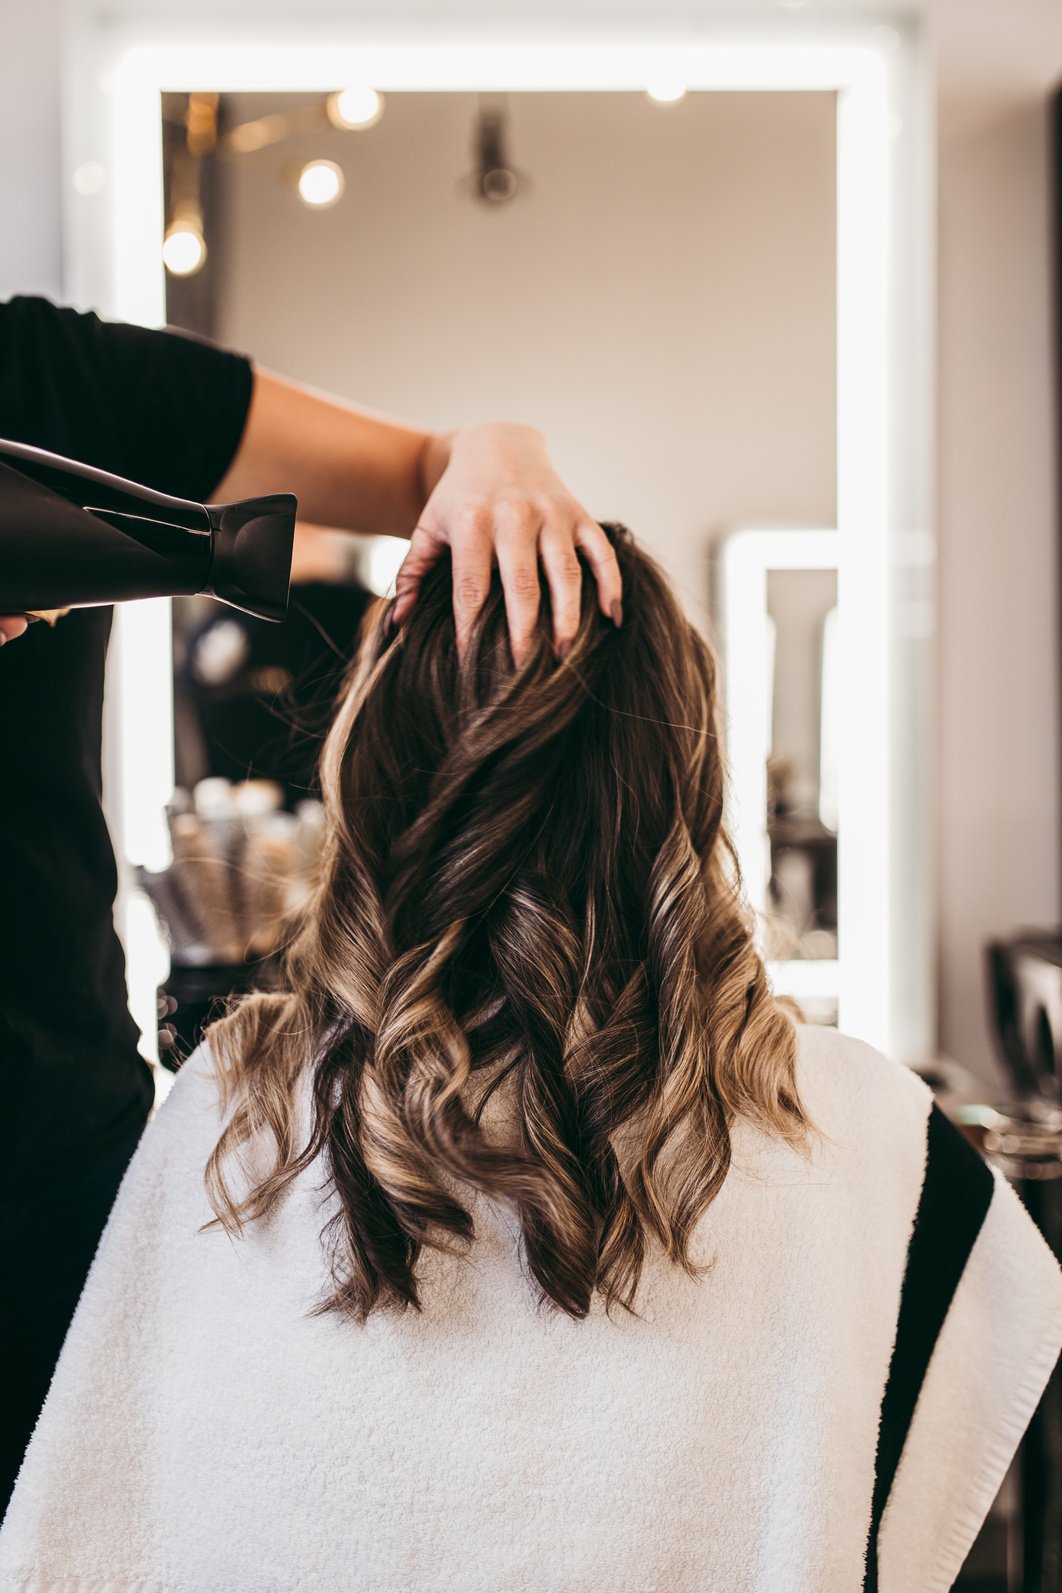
[0,436,297,621]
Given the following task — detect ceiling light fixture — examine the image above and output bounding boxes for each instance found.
[469,102,523,205]
[162,220,207,276]
[327,86,384,130]
[296,158,345,207]
[646,79,688,104]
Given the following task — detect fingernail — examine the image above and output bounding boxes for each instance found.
[610,599,623,629]
[558,638,573,661]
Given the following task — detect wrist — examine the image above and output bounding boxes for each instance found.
[415,429,454,509]
[453,420,547,456]
[415,421,551,515]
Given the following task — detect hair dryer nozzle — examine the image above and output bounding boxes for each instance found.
[205,495,297,623]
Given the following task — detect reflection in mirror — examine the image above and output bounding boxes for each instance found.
[160,82,836,605]
[148,83,837,1055]
[764,567,838,964]
[717,527,839,1026]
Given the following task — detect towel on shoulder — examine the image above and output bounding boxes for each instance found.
[1,1022,1060,1593]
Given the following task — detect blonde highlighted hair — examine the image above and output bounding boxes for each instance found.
[206,524,814,1319]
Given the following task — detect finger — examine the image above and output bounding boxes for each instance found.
[574,520,623,627]
[450,518,494,660]
[392,522,445,626]
[539,525,584,659]
[495,512,544,668]
[0,616,29,644]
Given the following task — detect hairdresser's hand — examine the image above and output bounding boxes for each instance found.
[394,422,623,665]
[0,615,29,645]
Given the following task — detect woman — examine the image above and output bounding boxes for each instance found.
[2,526,1060,1592]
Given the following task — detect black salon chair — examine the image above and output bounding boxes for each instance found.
[986,931,1062,1593]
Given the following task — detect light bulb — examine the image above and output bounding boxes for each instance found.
[162,224,206,276]
[646,79,688,105]
[297,159,344,208]
[328,87,383,130]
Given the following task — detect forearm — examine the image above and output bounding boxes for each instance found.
[214,367,433,536]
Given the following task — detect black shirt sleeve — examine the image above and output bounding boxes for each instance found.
[0,295,254,501]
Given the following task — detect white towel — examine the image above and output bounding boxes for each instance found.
[2,1022,1060,1593]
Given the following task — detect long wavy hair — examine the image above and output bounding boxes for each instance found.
[205,523,814,1320]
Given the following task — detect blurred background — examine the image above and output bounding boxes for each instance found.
[1,4,1061,1583]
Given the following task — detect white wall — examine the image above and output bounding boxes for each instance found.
[2,0,1061,1087]
[936,107,1061,1084]
[930,0,1062,1084]
[0,0,63,298]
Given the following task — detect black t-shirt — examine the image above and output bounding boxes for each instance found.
[0,296,254,1193]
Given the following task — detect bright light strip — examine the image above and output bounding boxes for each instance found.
[105,595,175,1062]
[109,595,174,873]
[110,42,889,97]
[835,51,892,1046]
[110,52,167,331]
[91,24,900,1055]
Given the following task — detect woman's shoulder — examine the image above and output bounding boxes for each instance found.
[790,1019,935,1170]
[793,1019,933,1102]
[134,1039,230,1171]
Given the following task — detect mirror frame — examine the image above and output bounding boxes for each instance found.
[63,3,935,1064]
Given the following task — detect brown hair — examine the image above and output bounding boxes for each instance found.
[206,524,814,1320]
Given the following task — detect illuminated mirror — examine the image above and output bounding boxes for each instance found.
[65,7,933,1064]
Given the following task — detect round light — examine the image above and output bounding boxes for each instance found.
[297,159,344,208]
[162,224,207,276]
[328,87,383,130]
[646,79,688,105]
[72,161,106,196]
